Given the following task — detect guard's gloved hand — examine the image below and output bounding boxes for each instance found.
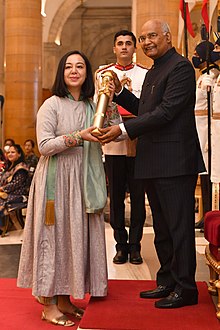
[201,72,215,90]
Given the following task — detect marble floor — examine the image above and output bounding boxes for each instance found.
[0,209,210,284]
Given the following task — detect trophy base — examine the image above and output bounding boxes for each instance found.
[91,128,103,137]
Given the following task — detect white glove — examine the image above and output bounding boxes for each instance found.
[201,72,215,90]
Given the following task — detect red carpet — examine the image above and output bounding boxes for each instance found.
[79,280,219,330]
[0,278,89,330]
[0,279,219,330]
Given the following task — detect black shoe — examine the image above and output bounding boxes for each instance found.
[113,251,128,264]
[140,285,173,299]
[155,291,198,309]
[130,251,143,264]
[195,217,204,229]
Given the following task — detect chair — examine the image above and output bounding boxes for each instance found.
[1,200,27,237]
[204,210,220,319]
[195,175,203,221]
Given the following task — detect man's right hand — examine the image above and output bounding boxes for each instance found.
[104,70,122,94]
[98,125,122,144]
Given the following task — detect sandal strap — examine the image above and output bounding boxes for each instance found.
[52,315,74,327]
[42,312,74,327]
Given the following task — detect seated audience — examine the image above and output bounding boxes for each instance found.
[3,138,15,166]
[3,138,15,153]
[23,139,39,178]
[0,144,29,235]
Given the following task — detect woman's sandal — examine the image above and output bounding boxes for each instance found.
[70,306,84,319]
[42,311,75,327]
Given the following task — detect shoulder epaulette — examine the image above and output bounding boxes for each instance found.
[136,63,149,70]
[95,63,114,75]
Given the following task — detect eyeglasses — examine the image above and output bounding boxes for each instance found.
[138,32,168,43]
[138,33,158,43]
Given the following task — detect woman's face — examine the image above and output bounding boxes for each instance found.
[64,54,87,92]
[7,146,20,164]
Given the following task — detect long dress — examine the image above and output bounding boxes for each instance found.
[17,95,108,299]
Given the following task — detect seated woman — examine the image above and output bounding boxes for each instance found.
[0,144,29,235]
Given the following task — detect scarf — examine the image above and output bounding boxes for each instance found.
[45,98,107,225]
[83,99,107,213]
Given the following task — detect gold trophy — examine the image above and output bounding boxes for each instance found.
[92,71,113,136]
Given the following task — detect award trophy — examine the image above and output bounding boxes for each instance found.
[92,71,113,136]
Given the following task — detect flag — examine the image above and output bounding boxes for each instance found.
[202,0,209,32]
[179,0,195,37]
[178,0,196,48]
[209,0,218,32]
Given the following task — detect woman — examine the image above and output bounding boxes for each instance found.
[0,144,29,234]
[17,50,115,327]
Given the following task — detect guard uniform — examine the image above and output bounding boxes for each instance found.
[95,62,147,255]
[211,74,220,209]
[194,66,219,216]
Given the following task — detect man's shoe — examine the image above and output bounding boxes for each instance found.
[140,285,173,299]
[195,217,204,229]
[130,251,143,264]
[155,291,198,309]
[113,251,128,264]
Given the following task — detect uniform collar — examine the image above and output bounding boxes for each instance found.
[200,63,219,74]
[114,63,134,71]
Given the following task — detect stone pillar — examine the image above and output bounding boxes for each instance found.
[133,0,179,67]
[4,0,42,146]
[43,42,60,90]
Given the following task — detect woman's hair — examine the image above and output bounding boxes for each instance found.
[51,50,95,99]
[7,144,26,170]
[24,139,35,148]
[4,138,15,146]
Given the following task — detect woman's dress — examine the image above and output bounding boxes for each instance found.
[17,96,108,299]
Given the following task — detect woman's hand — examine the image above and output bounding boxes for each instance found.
[80,126,100,142]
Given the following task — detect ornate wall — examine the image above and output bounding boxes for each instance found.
[43,6,131,90]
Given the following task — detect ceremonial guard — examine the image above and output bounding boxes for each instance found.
[206,36,220,209]
[95,30,147,264]
[192,41,219,225]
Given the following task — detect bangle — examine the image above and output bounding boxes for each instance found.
[63,130,83,147]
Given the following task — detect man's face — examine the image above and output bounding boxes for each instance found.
[113,35,136,63]
[139,20,171,60]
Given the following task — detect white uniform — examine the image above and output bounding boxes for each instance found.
[211,73,220,209]
[194,68,219,172]
[95,63,147,156]
[211,74,220,183]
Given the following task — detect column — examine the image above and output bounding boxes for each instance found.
[133,0,180,67]
[4,0,42,146]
